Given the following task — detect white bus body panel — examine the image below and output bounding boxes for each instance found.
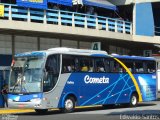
[157,69,160,91]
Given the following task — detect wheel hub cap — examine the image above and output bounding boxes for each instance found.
[65,99,73,110]
[132,96,137,105]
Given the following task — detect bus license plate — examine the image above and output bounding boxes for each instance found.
[18,104,25,108]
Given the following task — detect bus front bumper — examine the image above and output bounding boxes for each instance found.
[8,99,46,109]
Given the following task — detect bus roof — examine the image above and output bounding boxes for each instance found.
[15,48,155,61]
[15,47,108,57]
[47,47,108,56]
[111,54,155,61]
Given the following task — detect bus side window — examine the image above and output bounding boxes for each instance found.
[110,60,115,72]
[79,57,93,72]
[105,59,110,72]
[121,59,134,73]
[145,61,156,73]
[80,61,88,72]
[62,55,75,73]
[134,61,144,73]
[110,59,126,73]
[81,65,88,72]
[44,55,60,92]
[113,61,119,72]
[45,55,59,74]
[95,58,106,72]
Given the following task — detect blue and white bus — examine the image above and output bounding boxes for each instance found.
[8,47,157,113]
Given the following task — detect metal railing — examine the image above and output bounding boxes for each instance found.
[0,3,132,34]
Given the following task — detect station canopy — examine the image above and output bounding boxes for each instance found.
[16,0,48,9]
[48,0,116,10]
[82,0,117,10]
[48,0,73,6]
[16,0,116,10]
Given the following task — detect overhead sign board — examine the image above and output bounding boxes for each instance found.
[72,0,83,5]
[143,50,152,57]
[91,42,101,50]
[48,0,72,6]
[17,0,47,9]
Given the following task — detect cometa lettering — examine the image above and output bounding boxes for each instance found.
[84,75,109,84]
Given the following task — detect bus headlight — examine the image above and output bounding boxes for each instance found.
[30,98,41,103]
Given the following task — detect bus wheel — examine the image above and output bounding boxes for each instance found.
[61,97,75,113]
[130,93,138,107]
[35,109,48,114]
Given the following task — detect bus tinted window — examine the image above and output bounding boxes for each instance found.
[134,61,145,73]
[104,59,110,72]
[44,54,60,92]
[121,59,134,73]
[79,57,93,72]
[62,55,76,73]
[145,61,156,73]
[110,60,123,73]
[45,55,60,74]
[95,58,105,72]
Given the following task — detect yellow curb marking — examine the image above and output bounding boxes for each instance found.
[0,106,102,114]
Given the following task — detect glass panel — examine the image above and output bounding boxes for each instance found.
[104,59,110,73]
[121,59,134,73]
[43,55,60,92]
[135,61,144,73]
[62,55,76,73]
[110,60,121,73]
[145,61,156,73]
[79,57,93,72]
[95,58,106,72]
[9,57,44,93]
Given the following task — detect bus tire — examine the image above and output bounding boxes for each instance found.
[35,109,48,114]
[61,96,75,113]
[130,93,138,107]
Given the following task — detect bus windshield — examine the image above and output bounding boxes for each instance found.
[9,57,45,93]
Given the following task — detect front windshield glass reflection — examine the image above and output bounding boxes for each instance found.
[9,57,44,93]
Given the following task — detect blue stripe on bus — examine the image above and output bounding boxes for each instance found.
[112,55,155,61]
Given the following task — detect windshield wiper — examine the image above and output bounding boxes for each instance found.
[12,73,23,93]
